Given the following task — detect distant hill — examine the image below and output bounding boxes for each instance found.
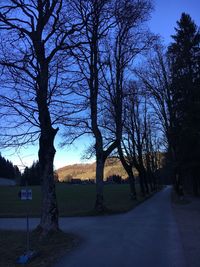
[56,152,166,182]
[56,152,166,184]
[56,158,129,182]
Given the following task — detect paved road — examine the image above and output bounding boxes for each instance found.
[0,186,186,267]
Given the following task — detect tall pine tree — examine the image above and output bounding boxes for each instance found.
[0,154,20,180]
[168,13,200,195]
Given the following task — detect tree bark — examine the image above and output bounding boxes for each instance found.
[128,172,137,200]
[35,61,59,234]
[142,170,149,194]
[38,127,59,234]
[134,157,148,196]
[117,144,137,200]
[95,155,106,211]
[138,170,145,196]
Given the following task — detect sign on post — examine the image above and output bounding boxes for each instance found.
[19,189,32,200]
[16,188,37,264]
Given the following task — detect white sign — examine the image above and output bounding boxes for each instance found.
[20,189,32,200]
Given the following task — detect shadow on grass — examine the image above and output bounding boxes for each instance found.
[0,230,80,267]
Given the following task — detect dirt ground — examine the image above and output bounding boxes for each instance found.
[172,193,200,267]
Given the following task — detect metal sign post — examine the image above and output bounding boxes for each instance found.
[19,188,32,254]
[16,187,37,264]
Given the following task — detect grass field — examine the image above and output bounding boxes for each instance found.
[0,184,151,217]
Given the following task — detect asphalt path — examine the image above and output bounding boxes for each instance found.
[0,186,186,267]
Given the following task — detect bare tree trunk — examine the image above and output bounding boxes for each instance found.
[136,155,149,195]
[116,130,137,201]
[170,144,181,194]
[38,127,59,234]
[36,65,59,233]
[146,158,154,192]
[138,170,145,196]
[118,144,137,200]
[128,172,137,200]
[143,171,149,194]
[95,156,106,211]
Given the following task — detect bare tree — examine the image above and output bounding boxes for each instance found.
[143,101,161,191]
[135,44,177,188]
[104,0,154,198]
[122,83,148,195]
[64,0,154,209]
[61,0,120,211]
[121,82,161,196]
[0,0,85,234]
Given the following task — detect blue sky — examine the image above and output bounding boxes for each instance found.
[2,0,200,170]
[150,0,200,43]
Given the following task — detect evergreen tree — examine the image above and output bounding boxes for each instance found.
[21,161,58,186]
[0,153,21,180]
[21,161,41,186]
[168,13,200,194]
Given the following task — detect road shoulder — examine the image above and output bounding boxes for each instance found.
[172,192,200,267]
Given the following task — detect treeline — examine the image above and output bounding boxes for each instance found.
[0,154,41,185]
[20,161,40,186]
[0,154,58,186]
[0,154,20,180]
[21,161,58,186]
